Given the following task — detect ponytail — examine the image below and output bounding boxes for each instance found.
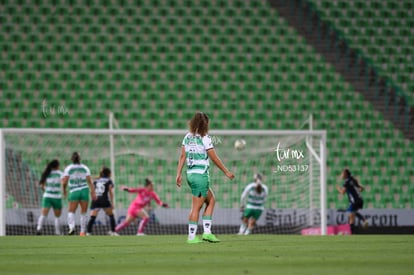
[39,159,59,185]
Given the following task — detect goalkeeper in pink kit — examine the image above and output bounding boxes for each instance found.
[115,178,168,235]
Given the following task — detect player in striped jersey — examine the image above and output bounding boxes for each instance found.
[238,173,268,235]
[36,159,63,235]
[176,112,235,244]
[62,152,97,236]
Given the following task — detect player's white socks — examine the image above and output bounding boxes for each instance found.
[188,222,198,240]
[202,216,212,234]
[244,229,251,235]
[54,218,61,235]
[68,212,75,230]
[238,223,247,235]
[80,214,87,233]
[37,215,45,231]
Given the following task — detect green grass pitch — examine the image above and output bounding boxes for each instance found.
[0,235,413,275]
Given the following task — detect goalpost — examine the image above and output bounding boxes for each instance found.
[0,128,327,236]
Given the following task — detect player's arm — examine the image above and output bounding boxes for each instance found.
[336,185,346,195]
[39,182,45,192]
[61,176,69,199]
[355,179,365,192]
[121,186,143,193]
[152,192,169,208]
[240,185,249,206]
[176,146,186,187]
[239,186,249,211]
[207,148,234,179]
[86,175,97,201]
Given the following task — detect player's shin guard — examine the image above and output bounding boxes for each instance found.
[87,216,96,234]
[137,217,149,234]
[54,217,61,235]
[68,212,75,231]
[202,216,212,234]
[80,214,87,234]
[109,215,116,232]
[37,215,45,231]
[188,222,198,240]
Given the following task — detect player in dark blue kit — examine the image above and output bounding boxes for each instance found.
[86,167,118,236]
[336,169,368,233]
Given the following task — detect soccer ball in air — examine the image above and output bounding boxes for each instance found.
[234,139,246,150]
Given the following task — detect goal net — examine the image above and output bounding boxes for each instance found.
[0,128,327,236]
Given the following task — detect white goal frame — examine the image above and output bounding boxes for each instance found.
[0,128,327,236]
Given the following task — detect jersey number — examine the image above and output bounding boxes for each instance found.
[95,182,106,197]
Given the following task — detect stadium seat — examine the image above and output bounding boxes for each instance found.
[1,0,413,209]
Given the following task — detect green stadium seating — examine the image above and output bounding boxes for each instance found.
[0,0,413,209]
[310,0,414,105]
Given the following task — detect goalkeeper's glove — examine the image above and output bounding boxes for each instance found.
[162,202,169,208]
[121,186,129,192]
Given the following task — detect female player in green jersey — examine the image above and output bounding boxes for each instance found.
[176,112,235,244]
[62,152,97,236]
[36,159,63,235]
[238,173,268,235]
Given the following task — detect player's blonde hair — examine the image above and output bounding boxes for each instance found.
[188,112,209,137]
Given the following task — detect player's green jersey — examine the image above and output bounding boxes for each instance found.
[182,133,214,174]
[63,164,91,193]
[43,170,63,199]
[241,182,269,210]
